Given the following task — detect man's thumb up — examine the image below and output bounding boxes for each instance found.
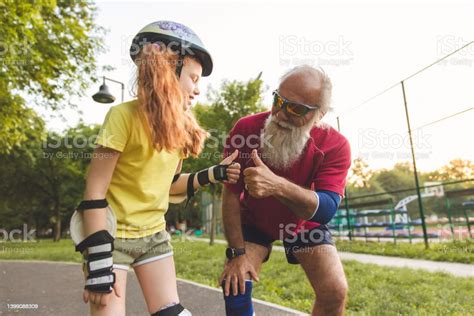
[251,149,265,167]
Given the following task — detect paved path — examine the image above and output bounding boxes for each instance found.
[0,261,306,316]
[336,251,473,277]
[192,238,474,277]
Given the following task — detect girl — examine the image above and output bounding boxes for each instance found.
[73,21,240,316]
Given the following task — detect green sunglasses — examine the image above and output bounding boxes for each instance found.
[272,90,320,117]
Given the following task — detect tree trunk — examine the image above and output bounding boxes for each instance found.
[53,201,61,242]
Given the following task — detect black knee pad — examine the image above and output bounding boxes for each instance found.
[151,303,191,316]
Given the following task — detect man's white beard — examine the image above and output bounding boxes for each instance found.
[260,114,316,170]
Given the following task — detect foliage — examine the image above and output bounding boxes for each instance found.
[0,122,100,240]
[0,0,105,153]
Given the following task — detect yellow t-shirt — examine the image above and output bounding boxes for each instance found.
[95,100,181,238]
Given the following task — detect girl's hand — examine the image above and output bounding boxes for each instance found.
[220,150,241,184]
[83,282,121,307]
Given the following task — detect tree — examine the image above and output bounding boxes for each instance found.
[426,159,474,184]
[181,76,267,243]
[0,109,46,235]
[0,0,105,153]
[35,123,100,241]
[0,121,100,241]
[348,157,373,188]
[372,162,415,194]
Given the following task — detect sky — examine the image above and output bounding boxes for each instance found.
[39,0,474,172]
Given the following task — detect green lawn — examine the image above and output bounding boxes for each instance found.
[330,239,473,264]
[201,233,474,264]
[1,238,473,314]
[0,239,82,262]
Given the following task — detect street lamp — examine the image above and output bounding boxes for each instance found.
[92,76,125,104]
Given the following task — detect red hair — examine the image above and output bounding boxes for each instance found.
[135,44,207,157]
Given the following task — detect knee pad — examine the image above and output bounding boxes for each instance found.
[221,280,254,316]
[151,303,191,316]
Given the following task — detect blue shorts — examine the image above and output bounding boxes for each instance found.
[242,224,335,264]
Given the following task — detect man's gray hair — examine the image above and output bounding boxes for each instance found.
[280,65,333,114]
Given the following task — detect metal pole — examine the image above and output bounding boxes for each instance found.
[337,117,352,241]
[401,81,429,249]
[210,185,216,246]
[104,76,125,103]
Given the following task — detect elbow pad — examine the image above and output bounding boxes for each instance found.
[308,190,341,224]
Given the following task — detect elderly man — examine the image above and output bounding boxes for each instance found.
[219,65,351,316]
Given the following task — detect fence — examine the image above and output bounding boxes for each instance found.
[326,41,473,248]
[330,179,473,243]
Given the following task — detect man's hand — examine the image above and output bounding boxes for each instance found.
[243,149,282,198]
[220,149,241,184]
[219,255,259,296]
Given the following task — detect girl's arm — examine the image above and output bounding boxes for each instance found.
[76,146,121,300]
[169,150,240,196]
[169,160,200,195]
[82,146,121,236]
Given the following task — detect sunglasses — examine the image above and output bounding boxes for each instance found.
[272,90,320,117]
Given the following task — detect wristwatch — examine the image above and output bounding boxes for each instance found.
[225,247,246,259]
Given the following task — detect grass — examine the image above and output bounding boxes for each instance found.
[1,238,473,315]
[0,239,82,262]
[173,239,474,315]
[334,239,474,264]
[201,233,474,264]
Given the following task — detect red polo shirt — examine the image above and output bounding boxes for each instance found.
[223,111,351,240]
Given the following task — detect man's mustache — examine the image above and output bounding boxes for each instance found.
[270,116,295,130]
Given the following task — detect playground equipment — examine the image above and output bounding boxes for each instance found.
[330,183,474,243]
[329,197,440,243]
[329,183,447,243]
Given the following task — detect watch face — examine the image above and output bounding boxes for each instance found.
[226,248,233,259]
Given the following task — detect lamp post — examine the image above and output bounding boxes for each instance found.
[92,76,125,104]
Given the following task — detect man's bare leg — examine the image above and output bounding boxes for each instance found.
[293,245,348,316]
